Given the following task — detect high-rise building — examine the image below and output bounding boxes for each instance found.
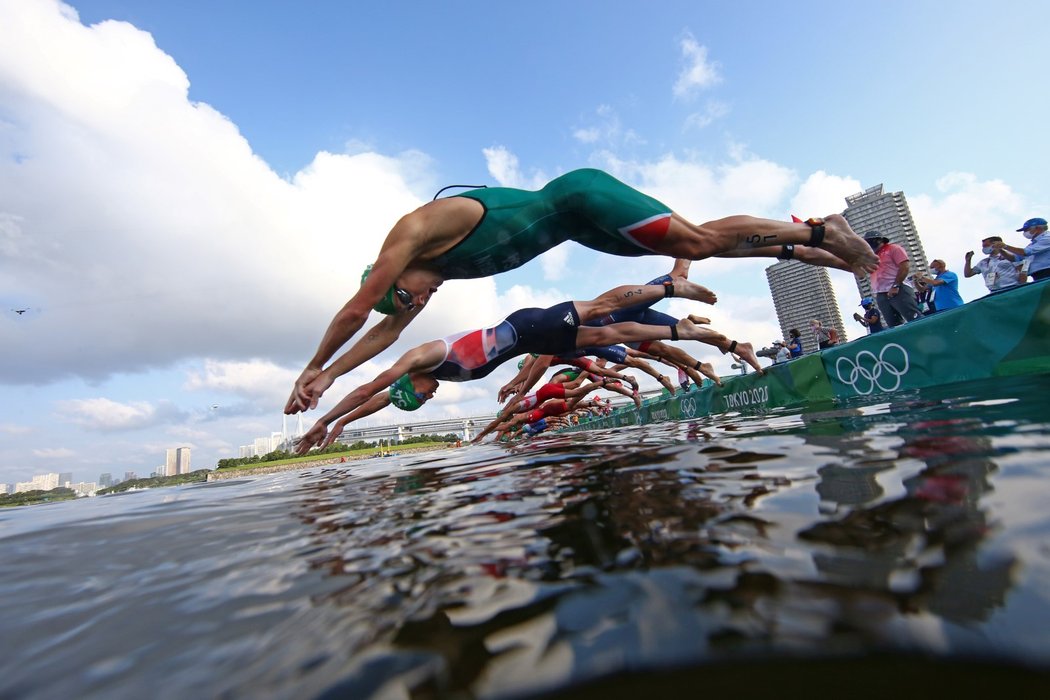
[99,472,113,487]
[253,437,272,457]
[765,261,847,353]
[842,184,930,298]
[124,471,137,482]
[175,447,191,474]
[58,472,73,488]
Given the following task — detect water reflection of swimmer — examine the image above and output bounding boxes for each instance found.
[801,419,1014,625]
[296,279,763,454]
[285,168,878,414]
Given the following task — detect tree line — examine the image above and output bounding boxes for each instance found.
[214,433,461,470]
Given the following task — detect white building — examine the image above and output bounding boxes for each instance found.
[71,482,98,497]
[165,449,178,477]
[176,447,191,474]
[15,473,61,493]
[253,437,272,457]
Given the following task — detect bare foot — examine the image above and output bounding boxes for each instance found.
[818,214,879,276]
[687,314,711,325]
[657,374,676,394]
[694,361,722,386]
[726,340,764,375]
[674,318,728,345]
[632,389,642,409]
[671,278,718,305]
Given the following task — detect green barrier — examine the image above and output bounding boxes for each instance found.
[562,281,1050,433]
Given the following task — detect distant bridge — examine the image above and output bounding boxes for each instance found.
[334,413,501,443]
[328,386,665,444]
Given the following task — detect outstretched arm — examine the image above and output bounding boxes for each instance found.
[293,310,421,412]
[285,238,420,414]
[298,392,393,454]
[295,341,444,454]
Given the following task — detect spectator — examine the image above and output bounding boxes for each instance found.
[787,328,803,358]
[853,297,885,334]
[864,231,921,327]
[916,259,964,312]
[773,340,791,364]
[810,319,838,350]
[912,275,935,315]
[964,236,1026,292]
[1002,217,1049,282]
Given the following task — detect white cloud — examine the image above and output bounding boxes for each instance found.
[56,397,187,431]
[184,359,298,403]
[594,150,797,221]
[0,1,437,386]
[789,171,863,219]
[0,423,32,435]
[32,447,75,458]
[683,100,730,130]
[673,33,722,99]
[539,246,570,281]
[572,105,643,148]
[481,145,549,189]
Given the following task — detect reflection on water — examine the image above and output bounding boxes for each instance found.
[2,375,1050,698]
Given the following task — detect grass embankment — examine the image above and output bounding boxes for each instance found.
[0,487,78,508]
[97,470,211,494]
[214,441,453,472]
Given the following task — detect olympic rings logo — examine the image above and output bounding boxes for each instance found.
[681,397,698,417]
[834,343,910,395]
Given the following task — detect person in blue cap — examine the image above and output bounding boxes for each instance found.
[853,297,885,334]
[1003,218,1049,282]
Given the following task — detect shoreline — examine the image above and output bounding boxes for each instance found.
[206,444,454,482]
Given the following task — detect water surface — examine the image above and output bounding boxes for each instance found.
[2,374,1049,698]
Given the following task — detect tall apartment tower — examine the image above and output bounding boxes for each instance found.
[175,447,191,475]
[765,261,847,353]
[165,449,178,477]
[842,184,930,298]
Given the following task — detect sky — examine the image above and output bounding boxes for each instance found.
[2,0,1047,486]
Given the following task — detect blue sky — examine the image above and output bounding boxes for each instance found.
[2,0,1047,486]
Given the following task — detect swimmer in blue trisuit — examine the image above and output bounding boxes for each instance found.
[285,168,879,415]
[294,277,762,454]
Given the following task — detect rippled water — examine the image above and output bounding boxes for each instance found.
[3,374,1050,698]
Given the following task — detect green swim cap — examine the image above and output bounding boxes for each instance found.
[388,373,424,411]
[361,264,398,315]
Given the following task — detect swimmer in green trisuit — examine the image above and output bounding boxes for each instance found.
[285,168,878,414]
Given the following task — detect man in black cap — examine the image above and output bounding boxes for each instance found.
[864,231,920,327]
[1003,217,1049,281]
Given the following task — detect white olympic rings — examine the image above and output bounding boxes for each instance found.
[681,397,698,417]
[834,343,910,395]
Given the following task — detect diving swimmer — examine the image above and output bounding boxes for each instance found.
[285,168,878,414]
